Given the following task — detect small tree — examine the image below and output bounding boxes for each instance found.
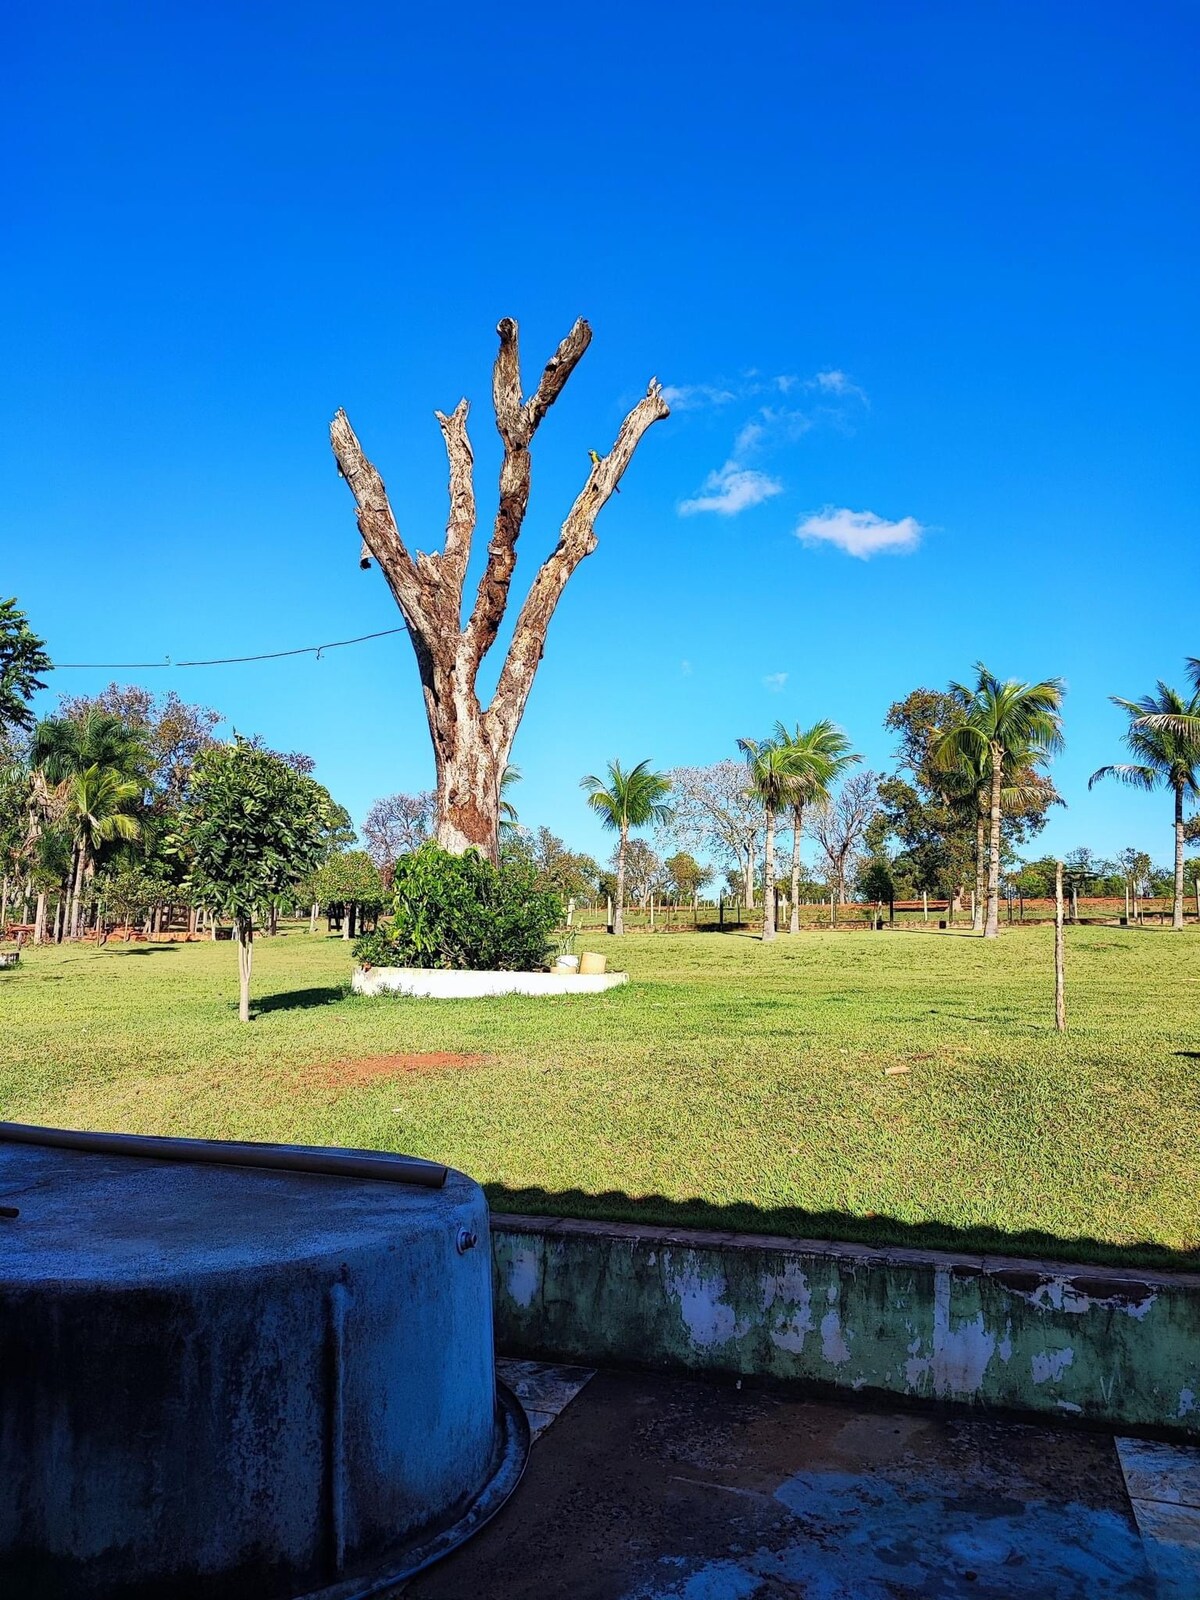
[0,599,50,736]
[664,850,711,907]
[312,849,386,939]
[180,740,331,1021]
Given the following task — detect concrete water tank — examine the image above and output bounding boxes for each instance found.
[0,1124,528,1598]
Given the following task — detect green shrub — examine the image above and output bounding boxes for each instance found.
[352,843,562,971]
[351,930,401,970]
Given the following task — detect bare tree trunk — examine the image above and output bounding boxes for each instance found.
[0,876,8,931]
[332,320,668,861]
[1054,860,1066,1031]
[761,804,777,941]
[984,745,1003,938]
[68,845,87,941]
[614,823,628,936]
[34,890,47,945]
[973,799,986,933]
[743,845,755,910]
[789,805,802,934]
[310,900,319,936]
[236,916,253,1023]
[1172,783,1185,930]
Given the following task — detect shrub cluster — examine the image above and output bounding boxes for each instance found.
[353,843,562,972]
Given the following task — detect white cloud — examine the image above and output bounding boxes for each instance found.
[763,672,789,692]
[661,382,737,411]
[795,507,923,560]
[680,659,693,676]
[680,462,783,516]
[810,370,868,404]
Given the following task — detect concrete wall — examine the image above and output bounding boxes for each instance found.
[491,1215,1200,1438]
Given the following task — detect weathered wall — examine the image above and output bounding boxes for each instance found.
[492,1215,1200,1438]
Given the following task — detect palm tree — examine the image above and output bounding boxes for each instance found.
[499,763,521,835]
[771,720,859,934]
[61,765,142,938]
[934,665,1065,939]
[1090,672,1200,931]
[737,736,802,942]
[31,712,148,939]
[580,760,672,935]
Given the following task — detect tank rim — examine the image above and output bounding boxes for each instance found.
[291,1380,531,1600]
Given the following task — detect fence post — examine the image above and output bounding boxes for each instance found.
[1055,860,1066,1032]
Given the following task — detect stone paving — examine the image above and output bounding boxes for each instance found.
[405,1362,1200,1600]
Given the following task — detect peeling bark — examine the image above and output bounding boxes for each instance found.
[332,319,668,860]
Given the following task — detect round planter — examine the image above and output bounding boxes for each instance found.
[351,966,628,999]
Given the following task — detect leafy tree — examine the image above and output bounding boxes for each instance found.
[518,826,600,901]
[880,686,1060,926]
[0,599,50,736]
[1090,669,1200,930]
[856,855,895,912]
[58,685,221,806]
[934,665,1065,939]
[664,851,712,906]
[581,760,671,935]
[771,719,859,933]
[178,739,331,1020]
[95,861,157,939]
[311,849,386,939]
[358,842,561,971]
[361,790,435,869]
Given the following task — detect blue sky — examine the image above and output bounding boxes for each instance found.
[3,3,1197,869]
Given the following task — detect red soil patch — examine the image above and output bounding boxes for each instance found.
[306,1052,490,1089]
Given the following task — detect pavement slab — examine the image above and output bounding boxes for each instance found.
[409,1369,1162,1599]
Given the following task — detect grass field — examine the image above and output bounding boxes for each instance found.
[1,927,1197,1268]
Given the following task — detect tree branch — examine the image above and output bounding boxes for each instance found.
[330,409,432,633]
[487,378,670,746]
[465,317,594,668]
[433,399,475,597]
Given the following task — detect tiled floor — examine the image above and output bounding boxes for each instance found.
[407,1364,1200,1600]
[1117,1437,1200,1599]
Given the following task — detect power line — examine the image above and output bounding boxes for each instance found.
[51,626,408,671]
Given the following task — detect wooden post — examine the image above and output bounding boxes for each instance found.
[1054,860,1066,1033]
[922,890,928,923]
[719,894,724,929]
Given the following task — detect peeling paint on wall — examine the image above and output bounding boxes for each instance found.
[1031,1348,1075,1385]
[491,1219,1200,1438]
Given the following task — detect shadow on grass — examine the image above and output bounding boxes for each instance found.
[485,1184,1200,1274]
[254,985,347,1014]
[108,946,179,956]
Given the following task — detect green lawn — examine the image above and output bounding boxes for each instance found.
[1,927,1197,1268]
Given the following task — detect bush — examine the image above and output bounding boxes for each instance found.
[352,843,562,971]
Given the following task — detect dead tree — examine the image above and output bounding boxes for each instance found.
[331,318,668,860]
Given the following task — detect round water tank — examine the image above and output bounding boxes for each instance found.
[0,1127,527,1598]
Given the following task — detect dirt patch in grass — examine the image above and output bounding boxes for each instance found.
[310,1052,491,1088]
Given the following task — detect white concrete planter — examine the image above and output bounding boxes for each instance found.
[351,966,628,999]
